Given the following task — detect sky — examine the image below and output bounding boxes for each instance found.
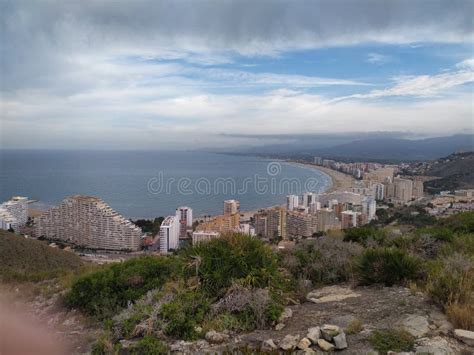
[1,0,473,150]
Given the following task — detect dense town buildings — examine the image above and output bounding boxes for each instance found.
[192,230,220,245]
[34,195,142,251]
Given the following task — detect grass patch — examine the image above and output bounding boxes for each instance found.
[369,329,415,354]
[345,319,364,334]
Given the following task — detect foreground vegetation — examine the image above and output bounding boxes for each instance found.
[2,211,473,353]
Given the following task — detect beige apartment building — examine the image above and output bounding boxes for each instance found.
[34,195,142,251]
[287,210,318,238]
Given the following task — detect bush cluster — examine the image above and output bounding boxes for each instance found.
[355,248,424,286]
[66,256,182,318]
[369,329,415,354]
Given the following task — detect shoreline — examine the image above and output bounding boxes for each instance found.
[236,160,356,219]
[287,161,355,193]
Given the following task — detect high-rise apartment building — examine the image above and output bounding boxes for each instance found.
[374,183,385,201]
[224,200,240,215]
[0,196,28,231]
[412,180,424,199]
[34,195,142,251]
[286,195,299,211]
[287,210,318,238]
[176,206,193,239]
[316,208,341,232]
[159,215,179,254]
[386,177,413,204]
[362,196,377,222]
[313,156,322,165]
[302,192,317,208]
[196,213,240,234]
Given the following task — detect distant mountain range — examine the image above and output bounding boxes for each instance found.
[239,134,473,161]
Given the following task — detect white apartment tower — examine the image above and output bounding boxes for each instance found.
[34,195,142,251]
[224,200,240,215]
[302,192,317,208]
[286,195,300,211]
[362,196,377,222]
[0,196,28,231]
[159,215,179,254]
[176,206,193,239]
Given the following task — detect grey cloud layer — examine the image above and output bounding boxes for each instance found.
[2,0,473,90]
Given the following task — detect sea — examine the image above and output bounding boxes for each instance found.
[0,150,332,219]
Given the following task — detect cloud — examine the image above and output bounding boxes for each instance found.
[1,0,473,91]
[367,53,392,65]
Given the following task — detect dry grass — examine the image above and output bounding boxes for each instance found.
[345,319,364,334]
[446,302,474,330]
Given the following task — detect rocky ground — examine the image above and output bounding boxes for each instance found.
[3,283,473,354]
[171,285,474,354]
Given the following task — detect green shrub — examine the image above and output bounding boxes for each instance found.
[66,256,182,318]
[356,248,424,286]
[416,226,454,242]
[344,225,386,246]
[369,329,414,354]
[129,336,168,354]
[159,288,210,340]
[181,233,284,297]
[440,212,474,233]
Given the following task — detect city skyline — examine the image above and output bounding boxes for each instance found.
[1,0,473,150]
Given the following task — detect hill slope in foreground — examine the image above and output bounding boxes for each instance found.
[0,230,84,281]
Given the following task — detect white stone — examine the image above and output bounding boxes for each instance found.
[275,323,285,331]
[454,329,474,346]
[307,285,361,303]
[262,339,278,351]
[401,315,430,338]
[306,326,321,343]
[333,331,348,349]
[205,330,229,344]
[280,334,299,351]
[321,324,341,341]
[278,307,293,322]
[317,338,335,351]
[297,337,312,350]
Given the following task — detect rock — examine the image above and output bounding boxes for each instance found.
[194,326,203,333]
[297,337,312,350]
[415,336,454,355]
[119,340,133,349]
[400,315,430,338]
[317,339,335,351]
[205,330,229,344]
[454,329,474,346]
[262,339,278,351]
[437,321,453,335]
[307,285,361,304]
[275,323,285,331]
[333,332,348,350]
[320,324,341,341]
[306,326,321,343]
[279,307,293,322]
[280,334,299,351]
[301,348,317,355]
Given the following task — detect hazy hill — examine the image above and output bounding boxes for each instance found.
[0,230,84,281]
[241,134,473,161]
[424,152,474,193]
[314,134,473,161]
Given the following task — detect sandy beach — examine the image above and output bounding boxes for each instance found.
[289,162,356,193]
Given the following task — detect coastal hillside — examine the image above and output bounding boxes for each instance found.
[423,152,474,193]
[0,230,84,281]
